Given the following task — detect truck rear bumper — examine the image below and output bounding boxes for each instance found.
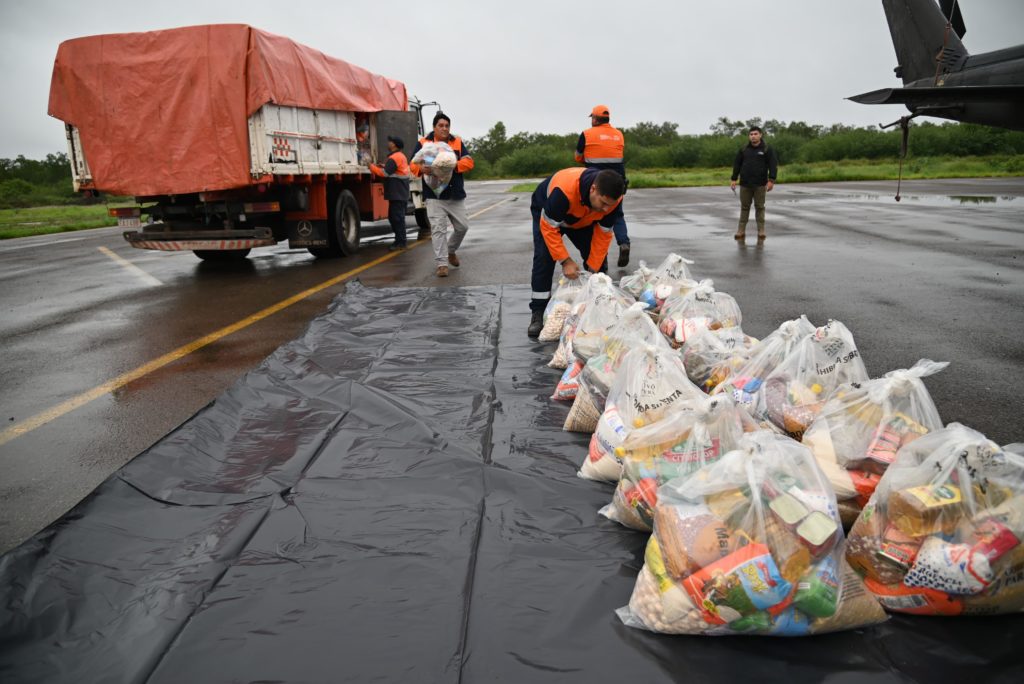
[124,225,277,251]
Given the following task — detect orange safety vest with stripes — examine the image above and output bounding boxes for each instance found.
[370,150,411,200]
[533,167,622,271]
[575,123,625,176]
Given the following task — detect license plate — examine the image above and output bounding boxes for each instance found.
[117,217,142,228]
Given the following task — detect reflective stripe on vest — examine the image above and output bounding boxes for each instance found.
[385,151,411,179]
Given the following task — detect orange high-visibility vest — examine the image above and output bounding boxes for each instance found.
[538,167,621,270]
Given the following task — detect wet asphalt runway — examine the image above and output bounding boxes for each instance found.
[0,177,1022,553]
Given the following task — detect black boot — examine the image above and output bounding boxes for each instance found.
[617,244,630,268]
[527,310,544,338]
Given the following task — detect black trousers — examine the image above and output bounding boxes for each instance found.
[529,210,607,312]
[388,199,407,245]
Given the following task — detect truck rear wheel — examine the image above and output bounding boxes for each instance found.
[414,207,431,241]
[193,248,251,261]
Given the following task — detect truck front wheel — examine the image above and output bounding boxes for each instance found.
[332,190,361,256]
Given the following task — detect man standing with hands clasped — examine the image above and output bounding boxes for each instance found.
[527,167,625,337]
[730,126,778,243]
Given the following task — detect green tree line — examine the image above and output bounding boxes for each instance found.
[3,119,1022,209]
[467,118,1024,178]
[0,153,80,208]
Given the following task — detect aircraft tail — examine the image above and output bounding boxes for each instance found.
[882,0,969,85]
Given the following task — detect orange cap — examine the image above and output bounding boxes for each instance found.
[590,104,610,118]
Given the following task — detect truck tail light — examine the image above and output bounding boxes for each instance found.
[243,202,281,212]
[108,207,141,218]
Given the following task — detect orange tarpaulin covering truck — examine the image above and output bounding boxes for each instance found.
[48,24,430,260]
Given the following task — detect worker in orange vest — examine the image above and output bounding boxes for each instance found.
[410,112,475,277]
[576,104,630,267]
[369,136,411,250]
[527,167,625,337]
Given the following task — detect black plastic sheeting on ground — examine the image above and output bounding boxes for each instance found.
[1,281,1022,683]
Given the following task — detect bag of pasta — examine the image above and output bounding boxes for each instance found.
[539,274,589,342]
[846,423,1024,616]
[618,430,887,636]
[752,319,869,440]
[637,253,696,313]
[411,141,458,195]
[581,345,703,482]
[601,394,750,530]
[657,280,742,348]
[680,327,759,393]
[714,315,816,412]
[619,260,654,299]
[803,360,947,527]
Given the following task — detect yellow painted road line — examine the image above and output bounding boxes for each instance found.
[98,246,163,286]
[0,197,514,447]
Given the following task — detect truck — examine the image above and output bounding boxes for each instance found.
[48,24,431,261]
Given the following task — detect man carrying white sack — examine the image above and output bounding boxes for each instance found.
[410,111,475,278]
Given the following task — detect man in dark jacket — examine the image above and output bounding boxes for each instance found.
[369,136,411,250]
[729,126,778,243]
[410,112,474,277]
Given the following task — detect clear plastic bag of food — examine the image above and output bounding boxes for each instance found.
[601,394,751,530]
[618,430,887,635]
[803,360,948,526]
[752,319,869,440]
[637,253,696,312]
[680,327,759,393]
[411,141,458,195]
[713,315,815,410]
[619,260,654,299]
[846,423,1024,616]
[657,280,742,348]
[569,280,634,364]
[581,345,704,482]
[578,302,670,405]
[539,274,589,342]
[548,274,620,369]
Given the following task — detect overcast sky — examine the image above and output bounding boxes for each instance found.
[2,0,1022,159]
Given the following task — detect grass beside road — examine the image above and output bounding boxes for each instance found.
[506,155,1024,191]
[0,204,124,239]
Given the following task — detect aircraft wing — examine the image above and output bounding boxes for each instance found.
[848,85,1024,105]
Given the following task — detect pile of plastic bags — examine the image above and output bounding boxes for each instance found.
[530,248,1020,637]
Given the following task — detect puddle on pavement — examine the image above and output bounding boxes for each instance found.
[782,192,1018,206]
